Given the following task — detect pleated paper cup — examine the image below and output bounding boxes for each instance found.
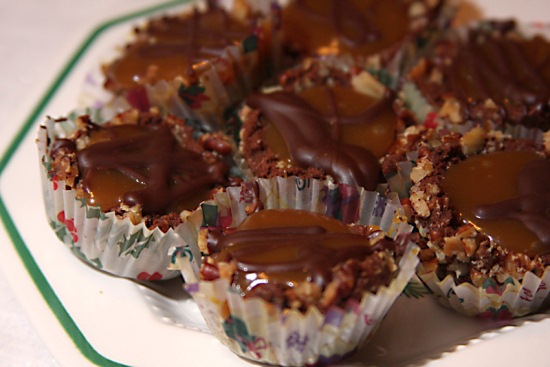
[418,265,550,319]
[381,126,550,319]
[37,111,203,281]
[83,0,283,134]
[171,177,419,366]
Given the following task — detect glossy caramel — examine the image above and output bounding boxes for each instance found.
[77,124,227,214]
[213,209,391,292]
[443,150,549,256]
[301,85,396,158]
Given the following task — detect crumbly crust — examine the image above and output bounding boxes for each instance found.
[403,20,550,131]
[199,223,406,312]
[47,109,233,231]
[383,125,550,286]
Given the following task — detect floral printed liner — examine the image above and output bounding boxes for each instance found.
[36,111,203,281]
[418,266,550,319]
[119,33,269,134]
[175,177,414,280]
[83,0,283,135]
[170,177,419,365]
[185,244,418,367]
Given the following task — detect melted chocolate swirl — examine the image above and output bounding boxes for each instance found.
[449,30,550,104]
[246,90,383,190]
[77,124,228,214]
[211,225,395,289]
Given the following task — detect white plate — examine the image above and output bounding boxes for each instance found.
[1,1,550,366]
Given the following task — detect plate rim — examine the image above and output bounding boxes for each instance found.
[0,1,190,366]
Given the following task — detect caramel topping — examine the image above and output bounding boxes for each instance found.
[105,3,253,90]
[449,32,550,104]
[249,86,395,189]
[210,209,393,292]
[77,124,228,214]
[299,85,396,158]
[282,0,410,57]
[443,150,550,256]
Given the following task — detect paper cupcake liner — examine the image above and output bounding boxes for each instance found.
[37,112,202,280]
[418,266,550,319]
[80,0,282,134]
[170,177,419,365]
[185,244,418,366]
[380,126,550,318]
[205,177,412,236]
[121,39,265,134]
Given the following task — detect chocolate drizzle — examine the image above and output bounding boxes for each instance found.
[51,138,76,156]
[77,124,228,214]
[474,159,550,248]
[211,225,394,290]
[106,1,255,88]
[246,90,384,190]
[449,30,550,104]
[282,0,409,58]
[295,0,380,47]
[135,6,248,66]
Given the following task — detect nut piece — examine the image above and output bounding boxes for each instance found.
[410,157,433,183]
[351,71,386,100]
[410,189,431,218]
[543,130,550,155]
[439,97,462,124]
[461,125,487,155]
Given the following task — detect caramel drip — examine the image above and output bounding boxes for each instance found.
[77,125,228,214]
[210,210,393,291]
[443,150,549,256]
[449,32,550,104]
[474,159,550,249]
[248,88,391,189]
[282,0,409,57]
